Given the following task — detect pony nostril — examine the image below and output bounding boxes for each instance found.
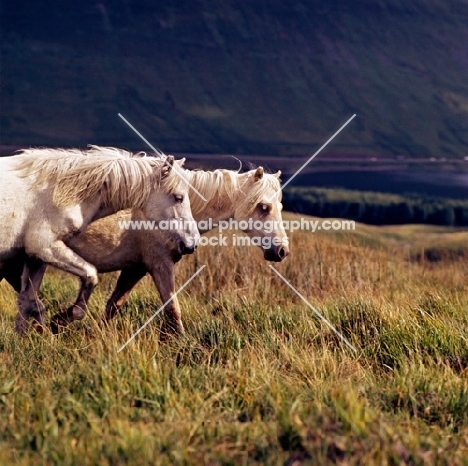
[279,246,288,259]
[179,241,196,255]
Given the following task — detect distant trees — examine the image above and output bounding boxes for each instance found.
[283,188,468,226]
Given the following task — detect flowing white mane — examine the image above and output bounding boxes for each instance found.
[15,145,183,210]
[186,168,282,215]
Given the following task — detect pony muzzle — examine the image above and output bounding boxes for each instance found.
[178,235,200,255]
[263,244,289,262]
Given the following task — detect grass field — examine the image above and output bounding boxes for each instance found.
[1,213,468,465]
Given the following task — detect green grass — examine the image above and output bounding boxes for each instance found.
[1,214,468,464]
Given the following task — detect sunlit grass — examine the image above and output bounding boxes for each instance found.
[1,215,468,464]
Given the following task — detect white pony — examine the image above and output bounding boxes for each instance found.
[0,146,199,333]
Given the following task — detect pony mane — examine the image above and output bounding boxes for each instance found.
[15,145,183,210]
[186,168,281,215]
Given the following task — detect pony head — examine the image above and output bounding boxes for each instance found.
[234,167,289,262]
[144,156,200,256]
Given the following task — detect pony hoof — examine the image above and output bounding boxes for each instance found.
[14,319,29,335]
[50,315,68,334]
[32,321,45,334]
[160,322,186,341]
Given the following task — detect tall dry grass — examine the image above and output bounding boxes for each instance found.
[0,214,467,465]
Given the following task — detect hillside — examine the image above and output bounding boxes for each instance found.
[2,1,468,157]
[283,187,468,226]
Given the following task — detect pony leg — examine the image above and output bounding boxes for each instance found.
[3,254,26,292]
[149,261,185,336]
[25,240,98,333]
[102,265,147,322]
[1,250,29,292]
[15,256,47,334]
[50,272,97,334]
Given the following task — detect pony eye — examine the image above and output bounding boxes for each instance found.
[260,203,271,213]
[174,194,184,203]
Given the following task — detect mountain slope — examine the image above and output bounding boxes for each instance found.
[2,0,468,157]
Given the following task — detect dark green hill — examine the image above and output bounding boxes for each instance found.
[2,0,468,156]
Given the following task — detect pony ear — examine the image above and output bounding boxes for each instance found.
[274,170,281,178]
[254,166,264,181]
[175,157,186,168]
[161,155,174,178]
